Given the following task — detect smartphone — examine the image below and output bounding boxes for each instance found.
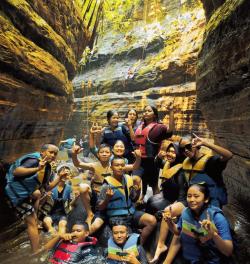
[116,252,128,256]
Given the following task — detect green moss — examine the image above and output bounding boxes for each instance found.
[204,0,244,39]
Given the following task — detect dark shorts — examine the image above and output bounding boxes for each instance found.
[108,210,145,229]
[15,197,35,219]
[133,158,159,194]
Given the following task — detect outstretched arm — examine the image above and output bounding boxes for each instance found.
[124,149,141,172]
[71,145,94,171]
[192,133,233,162]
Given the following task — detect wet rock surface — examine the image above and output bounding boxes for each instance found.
[66,0,211,139]
[0,0,88,163]
[197,0,250,260]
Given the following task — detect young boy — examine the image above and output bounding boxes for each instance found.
[37,222,102,263]
[42,166,74,235]
[98,157,157,245]
[5,144,65,253]
[107,222,148,264]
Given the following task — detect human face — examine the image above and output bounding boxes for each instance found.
[183,142,197,159]
[166,146,176,163]
[41,145,58,163]
[111,159,125,177]
[143,106,155,123]
[59,167,71,182]
[112,225,128,245]
[127,110,137,124]
[98,147,112,162]
[113,141,125,157]
[109,112,119,128]
[71,224,89,243]
[187,185,208,214]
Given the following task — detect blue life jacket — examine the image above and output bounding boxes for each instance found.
[51,183,72,215]
[183,155,227,207]
[180,206,226,263]
[104,175,135,217]
[5,152,51,206]
[102,125,133,155]
[107,233,139,263]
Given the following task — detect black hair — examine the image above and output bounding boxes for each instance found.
[98,143,112,153]
[143,105,159,122]
[72,221,89,232]
[107,110,118,122]
[125,109,138,120]
[188,182,210,200]
[58,166,71,173]
[110,219,128,230]
[111,156,126,165]
[41,144,58,152]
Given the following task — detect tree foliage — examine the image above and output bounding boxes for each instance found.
[101,0,142,33]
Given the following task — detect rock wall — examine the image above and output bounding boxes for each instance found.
[0,0,88,163]
[197,0,250,259]
[66,0,211,139]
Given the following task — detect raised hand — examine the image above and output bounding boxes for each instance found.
[90,122,103,135]
[192,133,205,148]
[125,118,132,127]
[132,149,141,158]
[105,186,114,200]
[199,210,217,239]
[71,145,82,155]
[38,156,48,170]
[60,233,72,241]
[58,167,70,179]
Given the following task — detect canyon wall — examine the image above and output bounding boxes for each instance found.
[66,0,211,139]
[197,0,250,259]
[0,0,88,163]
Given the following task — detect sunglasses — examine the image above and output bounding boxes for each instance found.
[184,143,192,151]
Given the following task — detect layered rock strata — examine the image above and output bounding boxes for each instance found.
[197,0,250,259]
[67,0,211,139]
[0,0,89,162]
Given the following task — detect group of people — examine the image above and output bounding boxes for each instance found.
[3,104,234,264]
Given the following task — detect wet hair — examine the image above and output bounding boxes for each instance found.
[125,109,138,120]
[188,182,210,200]
[111,156,126,165]
[107,110,118,122]
[72,221,89,232]
[144,105,159,122]
[98,143,112,153]
[40,143,59,152]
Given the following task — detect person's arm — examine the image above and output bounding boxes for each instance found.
[200,212,233,256]
[13,157,47,178]
[47,168,69,190]
[124,149,141,172]
[71,145,95,171]
[163,235,181,264]
[125,118,136,141]
[154,155,166,169]
[162,207,181,235]
[192,133,233,162]
[34,233,73,255]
